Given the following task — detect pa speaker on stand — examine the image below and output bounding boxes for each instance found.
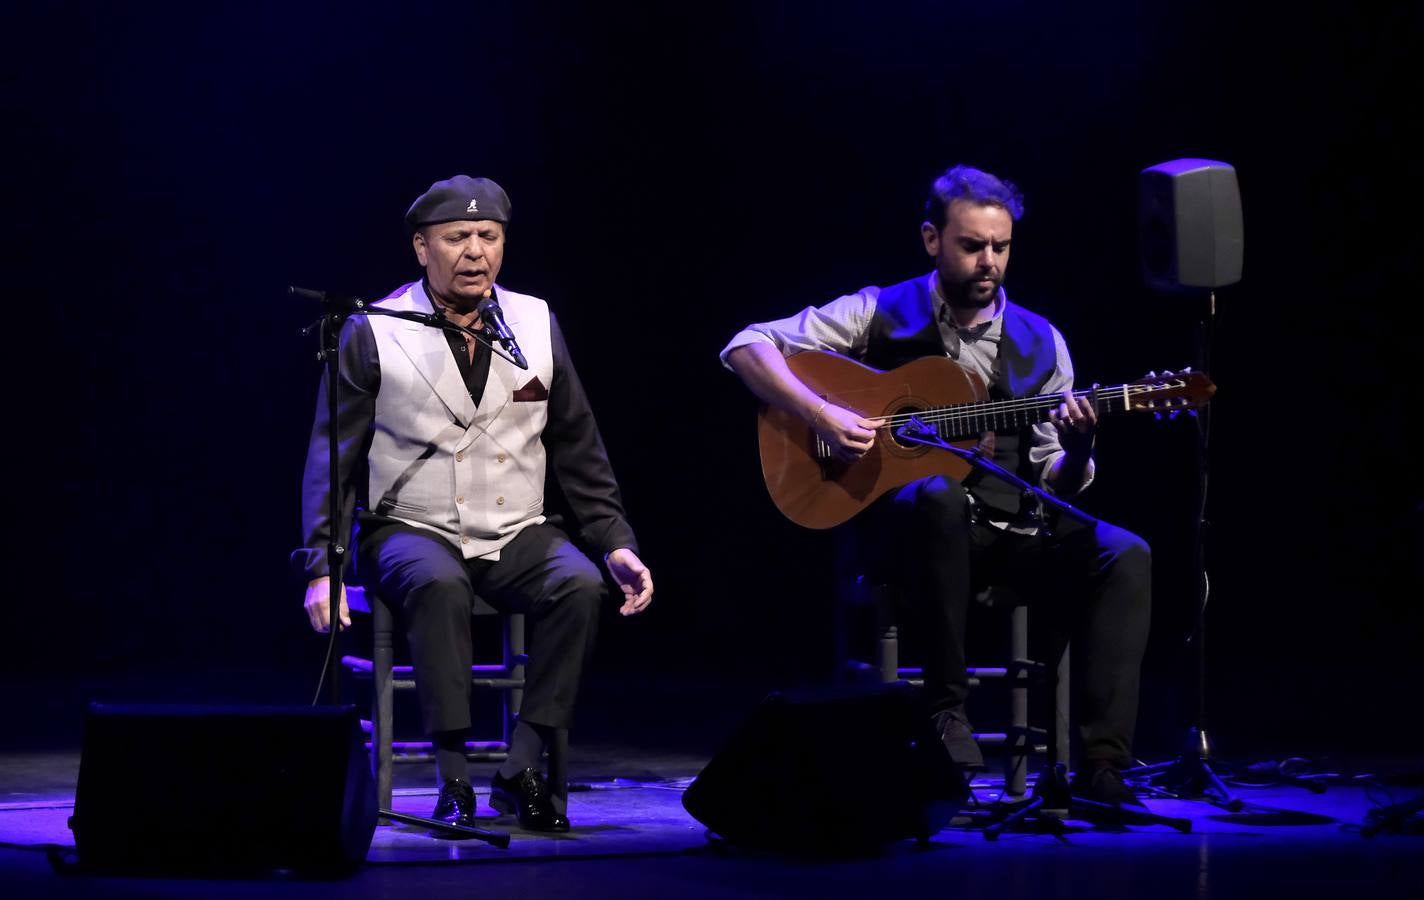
[1128,158,1244,809]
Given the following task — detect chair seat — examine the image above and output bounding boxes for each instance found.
[344,584,501,618]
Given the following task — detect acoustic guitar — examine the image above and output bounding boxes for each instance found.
[757,351,1216,529]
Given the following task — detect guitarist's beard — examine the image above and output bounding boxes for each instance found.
[940,271,1003,311]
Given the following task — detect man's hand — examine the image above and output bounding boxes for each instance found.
[814,403,878,463]
[304,577,351,633]
[605,548,654,616]
[1048,390,1097,460]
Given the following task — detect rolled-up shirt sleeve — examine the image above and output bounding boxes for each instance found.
[1029,324,1096,493]
[719,287,879,367]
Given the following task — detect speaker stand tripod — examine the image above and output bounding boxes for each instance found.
[1122,290,1243,812]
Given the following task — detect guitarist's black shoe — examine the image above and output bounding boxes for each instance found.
[934,707,985,770]
[1072,763,1151,816]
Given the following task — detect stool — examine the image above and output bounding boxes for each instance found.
[845,580,1070,800]
[340,585,531,810]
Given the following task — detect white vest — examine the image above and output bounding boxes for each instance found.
[366,281,556,559]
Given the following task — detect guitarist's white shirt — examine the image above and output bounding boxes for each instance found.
[719,272,1094,496]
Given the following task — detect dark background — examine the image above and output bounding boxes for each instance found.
[4,1,1419,760]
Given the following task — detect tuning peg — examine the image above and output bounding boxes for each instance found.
[1162,368,1175,377]
[1146,370,1157,379]
[1169,409,1180,420]
[1182,366,1193,373]
[1153,411,1163,421]
[1188,409,1199,417]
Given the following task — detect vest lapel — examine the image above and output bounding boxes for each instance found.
[997,301,1056,397]
[390,321,476,427]
[462,356,514,451]
[388,281,477,426]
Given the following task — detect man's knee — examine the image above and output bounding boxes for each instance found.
[1098,524,1152,597]
[399,570,475,618]
[1108,527,1151,570]
[555,564,607,621]
[903,475,971,525]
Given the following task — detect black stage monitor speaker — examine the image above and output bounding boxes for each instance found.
[70,704,378,877]
[682,682,968,855]
[1139,158,1244,292]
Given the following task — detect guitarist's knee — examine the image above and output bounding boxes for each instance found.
[902,475,971,527]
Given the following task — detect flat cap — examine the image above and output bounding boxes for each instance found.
[405,175,511,232]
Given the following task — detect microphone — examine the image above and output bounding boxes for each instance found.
[288,285,365,312]
[476,291,529,370]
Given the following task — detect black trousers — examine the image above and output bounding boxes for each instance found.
[356,518,604,735]
[858,475,1152,767]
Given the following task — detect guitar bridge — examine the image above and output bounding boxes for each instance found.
[814,435,833,478]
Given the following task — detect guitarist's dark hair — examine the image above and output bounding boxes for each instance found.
[924,165,1025,228]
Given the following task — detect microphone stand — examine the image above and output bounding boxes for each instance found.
[294,285,512,848]
[893,418,1191,837]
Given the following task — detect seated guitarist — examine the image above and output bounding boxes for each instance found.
[720,164,1151,812]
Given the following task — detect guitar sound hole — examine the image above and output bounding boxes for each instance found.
[888,405,929,449]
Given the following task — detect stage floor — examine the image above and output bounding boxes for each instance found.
[2,744,1421,899]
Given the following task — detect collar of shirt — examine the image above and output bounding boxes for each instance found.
[422,278,484,331]
[929,272,1005,358]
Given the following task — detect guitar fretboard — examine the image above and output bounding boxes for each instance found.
[812,382,1177,460]
[888,384,1142,441]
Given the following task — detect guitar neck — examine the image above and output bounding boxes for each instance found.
[891,385,1136,438]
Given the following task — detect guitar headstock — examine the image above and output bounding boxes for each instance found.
[1125,368,1216,413]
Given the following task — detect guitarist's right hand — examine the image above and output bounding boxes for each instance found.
[813,403,877,462]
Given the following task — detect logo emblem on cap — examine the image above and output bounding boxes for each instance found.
[466,199,479,212]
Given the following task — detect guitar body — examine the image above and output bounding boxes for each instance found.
[758,351,988,530]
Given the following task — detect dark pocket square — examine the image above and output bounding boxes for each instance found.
[513,376,549,402]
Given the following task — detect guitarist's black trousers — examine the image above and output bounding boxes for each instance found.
[857,475,1152,768]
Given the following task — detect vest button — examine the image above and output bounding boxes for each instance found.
[455,452,464,462]
[496,454,507,463]
[496,496,506,506]
[460,536,469,544]
[456,496,465,504]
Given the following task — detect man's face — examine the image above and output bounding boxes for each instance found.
[921,200,1013,308]
[413,219,506,309]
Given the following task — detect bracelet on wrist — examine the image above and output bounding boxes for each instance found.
[810,400,829,427]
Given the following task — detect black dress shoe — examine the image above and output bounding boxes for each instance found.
[934,707,985,770]
[1072,764,1151,816]
[431,778,478,834]
[490,768,570,832]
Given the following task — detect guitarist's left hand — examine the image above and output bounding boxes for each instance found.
[1048,390,1097,460]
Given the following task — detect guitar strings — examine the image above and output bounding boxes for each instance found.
[860,382,1186,431]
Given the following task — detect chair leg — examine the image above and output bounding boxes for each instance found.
[1054,643,1070,769]
[545,727,570,814]
[1006,605,1030,797]
[875,592,899,683]
[372,598,395,812]
[504,613,525,746]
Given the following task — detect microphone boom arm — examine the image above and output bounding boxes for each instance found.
[293,285,528,369]
[895,416,1097,526]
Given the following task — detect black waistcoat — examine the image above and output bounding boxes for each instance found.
[861,275,1059,513]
